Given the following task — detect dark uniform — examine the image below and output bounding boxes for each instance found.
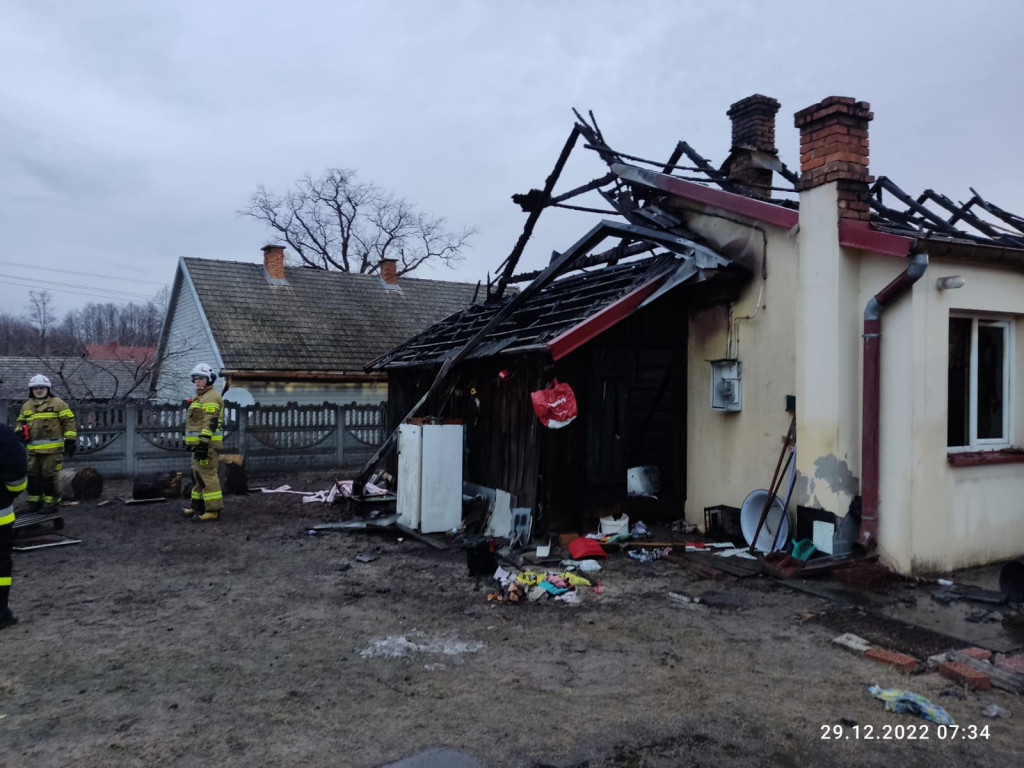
[2,423,29,628]
[17,386,77,511]
[184,382,224,520]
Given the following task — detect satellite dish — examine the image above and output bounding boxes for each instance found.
[223,387,255,407]
[740,489,790,553]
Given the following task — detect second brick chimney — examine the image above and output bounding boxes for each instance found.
[379,258,398,286]
[262,244,286,281]
[723,94,781,199]
[793,96,874,220]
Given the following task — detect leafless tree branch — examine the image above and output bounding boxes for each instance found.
[239,168,475,275]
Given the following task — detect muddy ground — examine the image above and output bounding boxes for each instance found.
[2,471,1022,768]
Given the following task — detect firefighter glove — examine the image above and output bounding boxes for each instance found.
[193,441,209,462]
[64,438,77,456]
[16,424,29,444]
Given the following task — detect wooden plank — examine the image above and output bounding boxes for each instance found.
[947,652,1024,694]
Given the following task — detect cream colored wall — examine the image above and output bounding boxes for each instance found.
[882,259,1024,572]
[684,214,800,525]
[793,185,864,519]
[681,187,1024,573]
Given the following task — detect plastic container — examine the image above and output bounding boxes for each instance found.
[599,514,630,536]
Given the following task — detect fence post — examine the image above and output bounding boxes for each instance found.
[335,404,346,467]
[124,403,137,476]
[236,406,248,457]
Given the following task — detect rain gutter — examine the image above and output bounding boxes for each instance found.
[859,250,928,549]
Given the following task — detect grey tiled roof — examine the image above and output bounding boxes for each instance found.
[0,356,152,404]
[184,258,482,372]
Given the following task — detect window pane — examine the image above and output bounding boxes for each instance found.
[977,324,1005,440]
[947,318,970,447]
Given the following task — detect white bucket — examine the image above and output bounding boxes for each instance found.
[599,514,630,536]
[739,490,790,553]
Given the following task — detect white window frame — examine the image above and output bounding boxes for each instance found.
[948,314,1013,452]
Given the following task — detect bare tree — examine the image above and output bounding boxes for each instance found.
[240,168,475,275]
[22,290,58,353]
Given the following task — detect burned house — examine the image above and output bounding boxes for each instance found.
[369,95,1024,574]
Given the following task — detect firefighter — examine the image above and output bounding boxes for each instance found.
[183,363,224,522]
[16,374,77,513]
[2,423,28,629]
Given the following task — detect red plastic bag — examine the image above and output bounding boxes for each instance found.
[530,379,578,429]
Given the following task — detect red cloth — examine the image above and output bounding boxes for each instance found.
[530,379,578,428]
[568,537,606,559]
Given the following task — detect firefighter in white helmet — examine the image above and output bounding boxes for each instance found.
[183,363,224,521]
[16,374,77,513]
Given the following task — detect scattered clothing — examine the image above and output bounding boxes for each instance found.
[868,685,955,725]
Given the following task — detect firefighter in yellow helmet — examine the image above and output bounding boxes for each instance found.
[16,374,77,513]
[183,363,224,521]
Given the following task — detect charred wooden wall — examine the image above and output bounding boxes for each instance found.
[382,291,689,535]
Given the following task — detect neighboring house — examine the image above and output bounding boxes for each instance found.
[0,354,152,419]
[85,342,157,368]
[149,247,483,406]
[372,94,1024,574]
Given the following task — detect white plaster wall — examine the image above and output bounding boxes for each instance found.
[793,185,864,520]
[684,214,800,525]
[152,284,219,403]
[884,259,1024,572]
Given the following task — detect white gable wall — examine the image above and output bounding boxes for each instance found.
[152,276,220,403]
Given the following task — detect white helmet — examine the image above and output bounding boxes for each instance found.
[190,362,216,384]
[29,374,52,389]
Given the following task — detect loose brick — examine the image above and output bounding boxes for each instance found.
[938,660,991,690]
[959,647,993,662]
[864,647,919,673]
[996,654,1024,675]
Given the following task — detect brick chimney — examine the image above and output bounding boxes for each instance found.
[262,244,285,281]
[379,258,398,285]
[793,96,874,220]
[724,94,781,199]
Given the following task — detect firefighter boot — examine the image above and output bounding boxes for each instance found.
[194,511,220,522]
[0,607,17,630]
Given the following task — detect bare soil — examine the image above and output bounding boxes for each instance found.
[2,472,1022,768]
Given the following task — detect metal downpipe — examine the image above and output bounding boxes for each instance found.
[859,250,928,549]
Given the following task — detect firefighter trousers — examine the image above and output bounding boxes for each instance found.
[1,519,13,611]
[190,449,223,514]
[27,453,63,509]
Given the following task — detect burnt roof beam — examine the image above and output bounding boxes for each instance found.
[871,177,962,236]
[967,187,1024,235]
[918,189,1007,241]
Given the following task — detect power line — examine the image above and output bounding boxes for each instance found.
[4,276,158,303]
[0,261,168,287]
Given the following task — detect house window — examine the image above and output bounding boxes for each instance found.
[948,316,1012,450]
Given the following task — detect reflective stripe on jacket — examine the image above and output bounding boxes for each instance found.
[185,386,224,445]
[17,395,77,454]
[1,422,29,513]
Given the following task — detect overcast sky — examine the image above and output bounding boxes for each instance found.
[2,0,1021,319]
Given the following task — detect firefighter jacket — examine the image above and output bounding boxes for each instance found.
[17,395,77,455]
[1,424,28,523]
[185,385,224,448]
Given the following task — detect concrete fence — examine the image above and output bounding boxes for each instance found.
[2,400,386,478]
